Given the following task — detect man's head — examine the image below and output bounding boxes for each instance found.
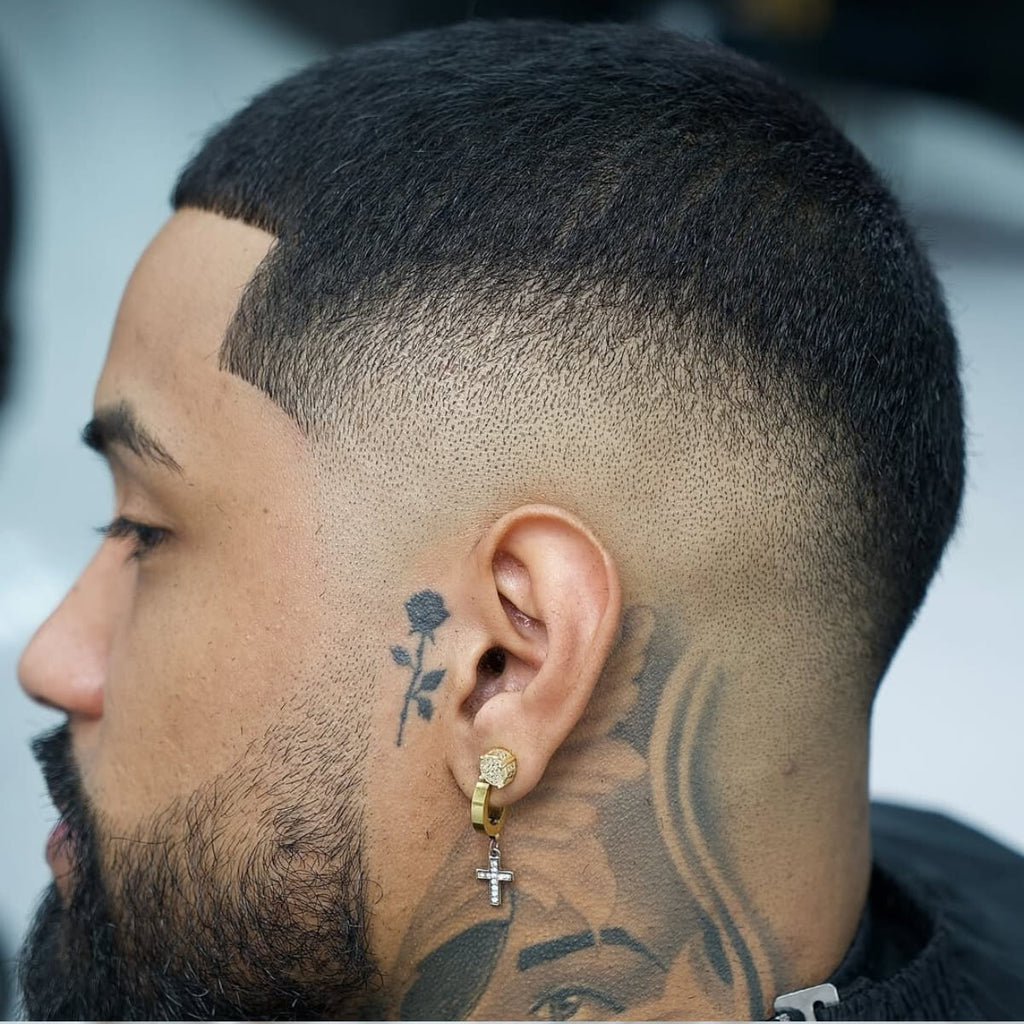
[17,21,963,1021]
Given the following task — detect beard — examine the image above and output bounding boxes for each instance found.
[18,724,383,1020]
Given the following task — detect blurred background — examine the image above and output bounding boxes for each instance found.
[0,0,1021,1013]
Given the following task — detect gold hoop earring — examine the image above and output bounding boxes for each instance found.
[471,779,506,836]
[472,747,516,906]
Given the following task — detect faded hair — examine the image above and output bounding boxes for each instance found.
[173,20,964,672]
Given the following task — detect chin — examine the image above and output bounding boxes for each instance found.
[18,883,99,1020]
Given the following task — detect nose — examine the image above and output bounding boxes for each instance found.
[17,541,128,719]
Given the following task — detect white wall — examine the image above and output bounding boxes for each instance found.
[0,0,1021,1003]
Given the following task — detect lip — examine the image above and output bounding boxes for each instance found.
[45,818,73,878]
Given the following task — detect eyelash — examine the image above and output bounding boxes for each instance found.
[96,516,169,560]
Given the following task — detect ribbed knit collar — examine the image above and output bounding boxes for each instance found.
[816,864,964,1020]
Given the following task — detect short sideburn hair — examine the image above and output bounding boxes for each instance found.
[173,20,965,669]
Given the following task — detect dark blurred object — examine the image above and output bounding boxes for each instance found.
[243,0,1024,126]
[721,0,1024,127]
[245,0,630,45]
[0,84,14,411]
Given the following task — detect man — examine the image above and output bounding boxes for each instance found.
[15,19,1024,1021]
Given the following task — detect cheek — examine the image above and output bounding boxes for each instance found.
[90,539,328,828]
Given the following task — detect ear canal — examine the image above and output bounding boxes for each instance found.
[479,647,507,676]
[464,643,524,716]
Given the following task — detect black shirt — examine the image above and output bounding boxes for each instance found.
[812,803,1024,1020]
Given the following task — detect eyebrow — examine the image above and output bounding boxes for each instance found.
[517,927,666,972]
[81,401,182,474]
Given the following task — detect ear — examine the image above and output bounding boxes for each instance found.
[444,504,621,806]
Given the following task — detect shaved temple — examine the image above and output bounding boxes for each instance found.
[174,20,963,687]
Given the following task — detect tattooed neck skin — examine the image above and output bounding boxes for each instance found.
[387,604,871,1021]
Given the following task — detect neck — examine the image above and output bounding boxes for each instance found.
[388,605,871,1020]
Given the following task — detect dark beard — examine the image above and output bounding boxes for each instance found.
[18,724,383,1020]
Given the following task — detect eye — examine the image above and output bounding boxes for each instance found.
[96,516,169,561]
[529,986,625,1020]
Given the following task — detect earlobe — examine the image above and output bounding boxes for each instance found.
[444,505,621,807]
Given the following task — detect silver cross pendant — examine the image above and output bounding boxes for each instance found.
[476,837,514,906]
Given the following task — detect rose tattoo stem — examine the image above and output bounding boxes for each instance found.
[392,590,450,746]
[396,632,428,746]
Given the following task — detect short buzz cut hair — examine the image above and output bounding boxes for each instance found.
[173,20,964,673]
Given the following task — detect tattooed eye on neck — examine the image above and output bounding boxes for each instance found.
[391,589,451,746]
[530,985,626,1020]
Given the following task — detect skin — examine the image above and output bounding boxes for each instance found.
[19,209,872,1020]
